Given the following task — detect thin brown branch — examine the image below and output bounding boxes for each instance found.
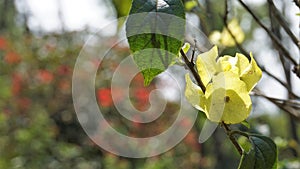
[238,0,297,65]
[253,90,300,121]
[222,122,243,155]
[260,67,300,98]
[180,49,206,93]
[261,67,286,87]
[267,0,300,50]
[293,65,300,78]
[294,0,300,9]
[223,0,229,24]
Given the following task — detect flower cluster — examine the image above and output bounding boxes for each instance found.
[209,19,245,47]
[185,46,262,124]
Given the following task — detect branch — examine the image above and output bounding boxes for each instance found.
[293,65,300,78]
[180,49,206,93]
[260,67,300,98]
[222,122,243,155]
[252,89,300,121]
[238,0,297,65]
[267,0,300,50]
[294,0,300,9]
[223,0,229,24]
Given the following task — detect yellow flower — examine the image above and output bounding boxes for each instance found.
[209,19,245,47]
[185,45,262,124]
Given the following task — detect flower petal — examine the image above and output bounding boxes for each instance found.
[196,46,218,86]
[240,53,262,92]
[236,53,250,76]
[185,74,206,111]
[217,55,239,74]
[204,71,252,124]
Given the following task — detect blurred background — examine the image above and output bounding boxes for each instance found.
[0,0,300,168]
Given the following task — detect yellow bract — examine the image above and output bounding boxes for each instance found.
[209,19,245,47]
[184,45,262,124]
[185,0,197,11]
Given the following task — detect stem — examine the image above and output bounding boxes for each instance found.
[180,49,206,93]
[222,122,243,155]
[191,39,197,66]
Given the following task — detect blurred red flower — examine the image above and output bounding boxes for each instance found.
[134,88,149,103]
[37,70,54,84]
[184,131,200,150]
[57,65,71,76]
[4,51,21,64]
[97,88,113,107]
[0,36,7,50]
[132,73,144,87]
[11,73,23,96]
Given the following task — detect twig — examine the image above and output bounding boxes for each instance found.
[191,39,197,66]
[294,0,300,9]
[180,49,206,93]
[293,65,300,78]
[238,0,297,65]
[223,0,229,23]
[222,122,243,155]
[267,0,300,50]
[260,67,300,98]
[252,89,300,121]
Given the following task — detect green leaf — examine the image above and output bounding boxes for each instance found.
[238,134,277,169]
[238,136,252,153]
[241,120,250,129]
[126,0,185,85]
[111,0,131,18]
[111,0,132,28]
